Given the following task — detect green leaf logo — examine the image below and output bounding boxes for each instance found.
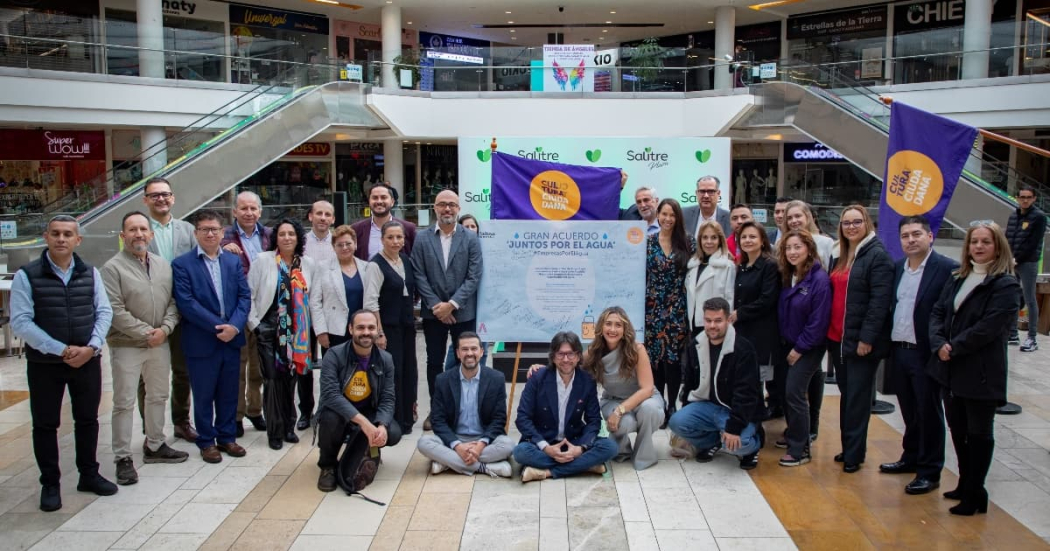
[476,149,491,162]
[645,147,652,153]
[535,146,543,152]
[585,149,602,162]
[482,188,490,195]
[695,149,712,163]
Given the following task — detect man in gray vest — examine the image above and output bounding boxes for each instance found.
[141,176,198,442]
[11,215,116,512]
[103,211,189,487]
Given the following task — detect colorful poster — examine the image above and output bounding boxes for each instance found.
[490,152,621,220]
[879,101,978,260]
[542,44,595,92]
[459,137,732,220]
[475,220,647,343]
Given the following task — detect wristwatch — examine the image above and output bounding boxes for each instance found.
[89,345,101,357]
[617,405,627,416]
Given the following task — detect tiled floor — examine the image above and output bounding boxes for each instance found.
[1,336,1049,550]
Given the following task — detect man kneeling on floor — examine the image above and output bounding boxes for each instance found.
[418,332,514,477]
[668,297,765,470]
[316,310,401,492]
[514,331,618,482]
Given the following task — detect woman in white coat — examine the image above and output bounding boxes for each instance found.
[247,219,325,450]
[686,220,736,337]
[312,225,374,350]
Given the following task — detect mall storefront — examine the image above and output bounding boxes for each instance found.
[0,128,107,215]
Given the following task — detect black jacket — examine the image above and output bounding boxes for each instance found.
[318,343,396,428]
[680,331,763,436]
[430,366,508,447]
[831,236,895,360]
[928,272,1019,404]
[733,256,781,365]
[1006,206,1047,263]
[890,251,958,364]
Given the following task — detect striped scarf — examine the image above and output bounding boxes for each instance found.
[276,255,311,375]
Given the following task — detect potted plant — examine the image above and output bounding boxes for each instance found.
[627,37,666,89]
[392,49,422,89]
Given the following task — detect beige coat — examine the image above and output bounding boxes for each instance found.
[101,249,180,347]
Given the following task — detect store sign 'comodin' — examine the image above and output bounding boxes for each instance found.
[785,142,846,162]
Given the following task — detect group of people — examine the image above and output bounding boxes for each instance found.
[11,171,1042,519]
[622,176,1042,517]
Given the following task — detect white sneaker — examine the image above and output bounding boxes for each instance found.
[484,461,512,478]
[521,466,549,483]
[1020,337,1039,352]
[430,461,449,475]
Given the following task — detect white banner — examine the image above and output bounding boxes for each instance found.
[476,220,647,343]
[542,44,595,92]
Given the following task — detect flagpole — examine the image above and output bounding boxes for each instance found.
[879,96,1050,160]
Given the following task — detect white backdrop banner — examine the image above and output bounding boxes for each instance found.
[458,136,732,221]
[542,44,595,92]
[476,220,647,343]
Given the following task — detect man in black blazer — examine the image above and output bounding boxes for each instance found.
[880,215,959,495]
[416,332,514,477]
[513,331,618,482]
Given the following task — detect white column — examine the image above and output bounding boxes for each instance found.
[381,5,402,88]
[384,139,404,202]
[140,127,168,178]
[961,0,992,80]
[714,6,736,91]
[136,0,165,79]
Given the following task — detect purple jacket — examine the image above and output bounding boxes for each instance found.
[778,263,831,353]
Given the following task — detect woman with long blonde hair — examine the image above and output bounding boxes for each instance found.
[686,221,735,334]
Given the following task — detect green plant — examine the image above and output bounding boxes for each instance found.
[629,37,666,84]
[392,49,422,88]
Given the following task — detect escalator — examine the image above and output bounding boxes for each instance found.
[733,64,1050,232]
[4,79,386,268]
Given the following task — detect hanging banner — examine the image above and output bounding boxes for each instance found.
[542,44,595,92]
[878,101,978,260]
[491,152,621,220]
[476,220,647,343]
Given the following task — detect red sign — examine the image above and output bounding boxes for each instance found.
[0,130,106,161]
[285,142,332,157]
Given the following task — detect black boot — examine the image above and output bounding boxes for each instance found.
[944,430,970,500]
[950,434,993,516]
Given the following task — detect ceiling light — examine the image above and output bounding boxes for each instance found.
[508,20,514,24]
[505,11,512,14]
[512,36,517,40]
[748,0,806,10]
[602,29,608,33]
[309,0,363,6]
[510,29,515,32]
[707,21,713,24]
[407,21,412,24]
[610,11,616,14]
[313,0,338,4]
[606,21,612,24]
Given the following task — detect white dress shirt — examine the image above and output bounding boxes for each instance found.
[891,249,932,344]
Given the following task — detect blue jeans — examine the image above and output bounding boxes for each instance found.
[668,401,760,457]
[443,341,489,371]
[512,438,618,478]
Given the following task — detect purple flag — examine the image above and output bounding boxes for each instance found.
[879,102,978,260]
[490,151,621,220]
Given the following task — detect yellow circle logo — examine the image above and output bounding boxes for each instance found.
[626,227,644,244]
[529,170,581,220]
[885,150,945,216]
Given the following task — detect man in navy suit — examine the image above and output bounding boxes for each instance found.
[879,215,958,495]
[172,210,252,464]
[513,331,618,482]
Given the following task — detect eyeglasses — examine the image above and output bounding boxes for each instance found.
[840,220,864,228]
[969,219,995,227]
[196,227,222,235]
[435,202,459,210]
[696,189,718,196]
[334,242,355,249]
[145,192,173,200]
[555,352,578,359]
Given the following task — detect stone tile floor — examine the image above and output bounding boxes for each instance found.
[0,335,1047,550]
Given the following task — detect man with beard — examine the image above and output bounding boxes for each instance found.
[411,190,483,430]
[629,187,660,235]
[102,212,188,486]
[352,183,417,261]
[316,310,401,492]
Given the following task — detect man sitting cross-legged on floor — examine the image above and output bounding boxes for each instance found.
[513,331,618,482]
[417,331,514,477]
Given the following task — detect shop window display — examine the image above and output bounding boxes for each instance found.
[229,3,331,86]
[0,2,100,73]
[104,9,226,81]
[787,6,889,86]
[240,160,331,208]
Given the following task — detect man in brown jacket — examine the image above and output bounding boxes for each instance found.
[102,211,188,486]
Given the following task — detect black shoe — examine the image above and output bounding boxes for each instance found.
[317,468,336,492]
[905,477,940,495]
[247,415,267,431]
[834,453,844,463]
[39,484,61,512]
[268,438,283,450]
[143,443,190,464]
[236,423,245,438]
[284,432,300,444]
[77,473,119,496]
[949,488,988,515]
[296,414,311,431]
[739,451,759,470]
[879,460,917,474]
[843,462,861,473]
[115,457,138,486]
[825,374,837,385]
[695,443,722,463]
[943,486,964,500]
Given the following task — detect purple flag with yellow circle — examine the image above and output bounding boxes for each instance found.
[879,101,978,261]
[491,151,621,220]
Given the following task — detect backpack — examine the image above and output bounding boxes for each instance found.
[335,429,384,505]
